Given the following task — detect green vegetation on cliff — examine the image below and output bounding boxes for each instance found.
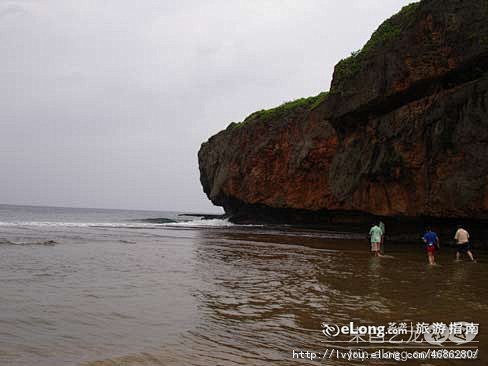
[227,91,329,130]
[363,2,419,54]
[227,2,422,128]
[332,2,420,92]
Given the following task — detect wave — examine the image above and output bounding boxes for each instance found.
[136,218,177,224]
[161,218,235,227]
[161,218,264,228]
[0,218,252,229]
[0,238,57,246]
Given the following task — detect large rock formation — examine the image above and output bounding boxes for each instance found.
[199,0,488,227]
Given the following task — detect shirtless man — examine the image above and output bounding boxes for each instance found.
[454,225,476,262]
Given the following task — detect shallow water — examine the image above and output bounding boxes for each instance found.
[0,205,486,365]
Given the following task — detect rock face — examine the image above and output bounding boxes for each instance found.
[199,0,488,225]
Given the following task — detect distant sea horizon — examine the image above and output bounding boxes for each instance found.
[0,202,223,215]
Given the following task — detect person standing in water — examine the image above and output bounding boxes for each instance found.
[369,223,383,257]
[454,225,476,262]
[422,227,440,265]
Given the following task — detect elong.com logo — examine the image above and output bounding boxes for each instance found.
[321,321,479,346]
[322,322,387,338]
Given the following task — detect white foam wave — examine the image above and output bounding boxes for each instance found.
[162,218,236,227]
[0,218,254,229]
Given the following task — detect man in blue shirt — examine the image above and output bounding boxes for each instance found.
[422,227,440,265]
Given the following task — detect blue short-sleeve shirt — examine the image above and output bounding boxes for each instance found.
[423,231,438,246]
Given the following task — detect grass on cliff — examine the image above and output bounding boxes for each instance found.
[226,91,329,130]
[226,2,422,130]
[332,2,420,92]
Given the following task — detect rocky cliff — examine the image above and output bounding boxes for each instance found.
[199,0,488,227]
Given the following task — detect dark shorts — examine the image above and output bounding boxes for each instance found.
[457,243,471,253]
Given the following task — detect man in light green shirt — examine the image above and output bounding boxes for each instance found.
[369,223,383,257]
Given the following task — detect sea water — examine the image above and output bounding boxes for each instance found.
[0,204,486,365]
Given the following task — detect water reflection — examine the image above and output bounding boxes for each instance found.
[175,228,488,366]
[1,224,485,366]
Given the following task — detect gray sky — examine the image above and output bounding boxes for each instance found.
[1,0,413,212]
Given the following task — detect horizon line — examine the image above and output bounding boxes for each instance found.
[0,202,223,215]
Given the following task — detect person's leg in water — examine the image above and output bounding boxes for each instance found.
[427,246,436,265]
[466,249,476,262]
[456,244,476,262]
[456,244,466,261]
[372,242,381,257]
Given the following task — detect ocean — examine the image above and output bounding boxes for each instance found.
[0,204,486,365]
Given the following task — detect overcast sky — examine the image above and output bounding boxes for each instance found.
[1,0,414,212]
